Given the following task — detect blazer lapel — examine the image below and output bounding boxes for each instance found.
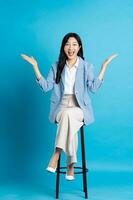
[61,66,65,87]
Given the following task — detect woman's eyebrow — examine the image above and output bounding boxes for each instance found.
[66,42,78,44]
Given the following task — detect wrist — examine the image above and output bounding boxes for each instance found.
[102,63,107,68]
[33,63,38,68]
[36,74,41,80]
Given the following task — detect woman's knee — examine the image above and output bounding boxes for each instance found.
[61,110,71,119]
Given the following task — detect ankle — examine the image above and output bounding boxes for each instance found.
[55,147,62,155]
[66,166,74,176]
[67,163,74,169]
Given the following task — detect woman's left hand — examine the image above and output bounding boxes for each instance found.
[102,53,118,67]
[98,53,118,80]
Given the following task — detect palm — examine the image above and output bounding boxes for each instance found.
[20,53,37,66]
[103,53,118,66]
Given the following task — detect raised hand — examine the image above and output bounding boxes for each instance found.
[98,53,118,80]
[20,53,38,66]
[102,53,118,67]
[20,53,41,80]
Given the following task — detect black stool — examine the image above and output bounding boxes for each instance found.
[55,125,88,199]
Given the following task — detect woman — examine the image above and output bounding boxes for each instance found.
[20,32,117,180]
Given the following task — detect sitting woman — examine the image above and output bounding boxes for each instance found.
[20,32,117,180]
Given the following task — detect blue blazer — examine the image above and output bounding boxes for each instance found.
[36,56,103,125]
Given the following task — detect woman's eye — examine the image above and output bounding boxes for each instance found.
[65,43,78,47]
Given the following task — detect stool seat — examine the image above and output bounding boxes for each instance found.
[55,125,88,199]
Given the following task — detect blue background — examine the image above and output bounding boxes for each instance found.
[0,0,133,199]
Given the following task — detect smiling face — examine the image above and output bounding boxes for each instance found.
[64,37,81,61]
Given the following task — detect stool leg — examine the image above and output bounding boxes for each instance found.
[80,126,88,199]
[56,154,61,199]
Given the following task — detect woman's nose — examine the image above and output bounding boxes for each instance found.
[68,45,73,49]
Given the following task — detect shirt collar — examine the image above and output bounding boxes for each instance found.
[66,56,79,68]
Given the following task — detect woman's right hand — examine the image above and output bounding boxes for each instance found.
[20,53,38,67]
[20,53,42,80]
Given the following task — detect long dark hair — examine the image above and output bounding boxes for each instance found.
[55,32,84,84]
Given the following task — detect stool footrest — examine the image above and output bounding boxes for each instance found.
[56,166,89,174]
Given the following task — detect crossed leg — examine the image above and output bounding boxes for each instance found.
[47,147,62,169]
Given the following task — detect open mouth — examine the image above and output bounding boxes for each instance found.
[67,51,75,56]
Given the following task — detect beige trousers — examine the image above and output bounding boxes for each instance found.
[54,94,84,166]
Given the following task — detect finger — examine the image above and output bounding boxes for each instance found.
[113,53,118,56]
[31,56,35,60]
[20,53,25,58]
[106,57,118,65]
[111,54,118,59]
[109,56,118,62]
[20,53,25,56]
[21,54,30,61]
[20,53,28,57]
[20,54,28,59]
[110,54,118,59]
[107,54,118,62]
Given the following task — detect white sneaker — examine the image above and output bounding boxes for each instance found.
[46,166,56,173]
[65,174,75,181]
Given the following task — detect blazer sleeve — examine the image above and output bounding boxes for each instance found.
[86,63,103,93]
[36,65,55,92]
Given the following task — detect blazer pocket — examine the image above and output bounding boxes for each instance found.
[50,98,56,103]
[84,98,91,105]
